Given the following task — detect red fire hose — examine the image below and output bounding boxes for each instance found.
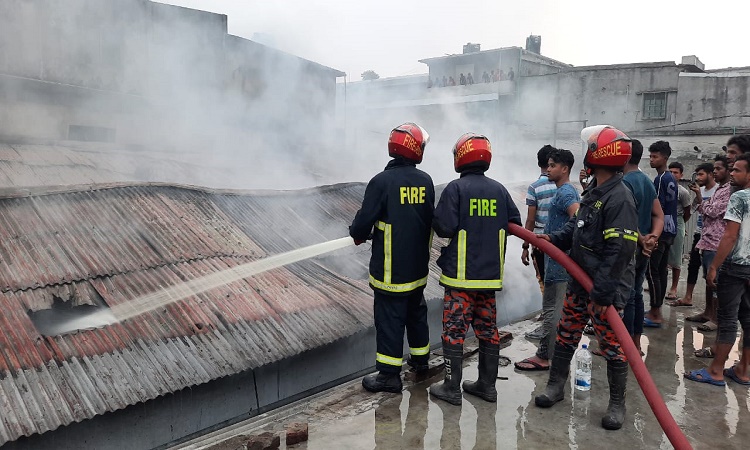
[509,224,692,450]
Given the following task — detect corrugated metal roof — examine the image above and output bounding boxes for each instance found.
[0,183,378,445]
[0,175,534,445]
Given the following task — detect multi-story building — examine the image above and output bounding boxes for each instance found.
[339,40,750,185]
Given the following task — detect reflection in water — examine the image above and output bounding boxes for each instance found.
[671,327,686,420]
[516,403,528,442]
[374,398,402,449]
[374,388,429,449]
[436,399,462,450]
[463,394,496,450]
[632,411,647,445]
[403,389,429,448]
[567,389,590,449]
[725,386,739,437]
[692,329,705,353]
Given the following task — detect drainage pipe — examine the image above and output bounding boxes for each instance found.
[508,223,692,450]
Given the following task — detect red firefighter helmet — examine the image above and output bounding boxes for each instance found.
[453,133,492,172]
[388,123,429,163]
[581,125,632,171]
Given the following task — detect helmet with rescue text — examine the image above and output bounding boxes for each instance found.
[581,125,632,174]
[452,133,492,172]
[388,122,429,163]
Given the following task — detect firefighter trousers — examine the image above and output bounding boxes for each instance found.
[374,289,430,374]
[442,288,500,346]
[556,292,627,362]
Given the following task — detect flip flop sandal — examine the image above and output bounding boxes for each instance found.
[697,321,718,332]
[668,298,693,307]
[724,367,750,386]
[694,347,715,358]
[665,293,678,301]
[643,317,663,328]
[514,358,550,371]
[684,368,725,386]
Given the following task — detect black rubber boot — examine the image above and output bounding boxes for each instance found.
[535,344,574,408]
[362,372,402,393]
[462,340,499,402]
[406,354,430,374]
[429,343,463,405]
[602,360,628,430]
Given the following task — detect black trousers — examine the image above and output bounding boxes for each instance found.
[533,248,546,280]
[716,263,750,347]
[374,289,430,373]
[686,233,701,285]
[647,234,674,309]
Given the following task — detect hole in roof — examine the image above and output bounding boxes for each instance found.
[28,295,116,336]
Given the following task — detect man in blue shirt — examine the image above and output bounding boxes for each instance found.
[522,145,557,339]
[645,141,678,327]
[622,140,663,351]
[515,149,579,371]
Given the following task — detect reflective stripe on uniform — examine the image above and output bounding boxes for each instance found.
[457,229,467,280]
[603,227,638,242]
[442,227,504,290]
[499,228,506,281]
[410,345,430,356]
[375,221,393,284]
[623,229,639,242]
[439,274,503,290]
[369,275,428,293]
[376,353,402,367]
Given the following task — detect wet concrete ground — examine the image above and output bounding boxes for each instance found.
[179,279,749,450]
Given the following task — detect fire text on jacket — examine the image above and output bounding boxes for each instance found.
[400,186,426,204]
[469,198,497,216]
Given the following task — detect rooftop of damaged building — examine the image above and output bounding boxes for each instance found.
[0,177,533,448]
[0,178,378,445]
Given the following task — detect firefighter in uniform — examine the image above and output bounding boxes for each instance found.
[534,125,638,431]
[350,123,435,394]
[429,133,522,405]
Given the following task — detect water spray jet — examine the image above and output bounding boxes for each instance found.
[53,237,354,335]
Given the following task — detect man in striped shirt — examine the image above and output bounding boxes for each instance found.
[522,145,557,339]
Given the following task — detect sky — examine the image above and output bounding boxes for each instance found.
[159,0,749,81]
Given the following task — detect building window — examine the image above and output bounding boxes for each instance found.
[643,92,667,119]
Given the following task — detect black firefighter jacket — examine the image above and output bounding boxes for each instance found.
[549,173,638,308]
[349,158,435,295]
[433,170,522,291]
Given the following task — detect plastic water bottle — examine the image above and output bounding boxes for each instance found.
[574,344,592,391]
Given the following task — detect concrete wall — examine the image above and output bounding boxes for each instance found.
[540,65,682,134]
[341,60,750,154]
[675,72,750,132]
[0,0,340,152]
[2,329,374,450]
